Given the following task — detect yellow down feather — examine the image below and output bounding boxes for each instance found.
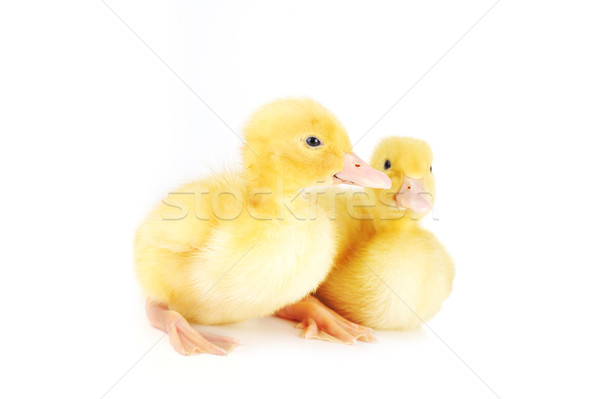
[134,98,353,324]
[316,137,455,330]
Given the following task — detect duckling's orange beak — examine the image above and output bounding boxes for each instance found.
[333,153,392,189]
[394,176,433,213]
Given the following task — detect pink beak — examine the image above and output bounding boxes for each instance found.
[333,153,392,189]
[394,176,433,213]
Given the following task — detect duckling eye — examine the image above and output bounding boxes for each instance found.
[430,165,433,173]
[384,160,391,170]
[305,136,322,147]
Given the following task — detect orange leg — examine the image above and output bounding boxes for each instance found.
[145,299,239,356]
[276,295,376,344]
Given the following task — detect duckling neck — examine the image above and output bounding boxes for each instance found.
[371,206,422,233]
[243,174,315,220]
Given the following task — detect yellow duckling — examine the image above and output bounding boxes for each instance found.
[135,98,390,355]
[316,137,455,330]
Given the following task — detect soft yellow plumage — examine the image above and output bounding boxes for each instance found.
[135,173,335,324]
[317,137,455,330]
[134,98,390,354]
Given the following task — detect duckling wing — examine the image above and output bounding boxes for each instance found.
[136,171,243,253]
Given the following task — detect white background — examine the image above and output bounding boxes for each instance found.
[1,1,599,398]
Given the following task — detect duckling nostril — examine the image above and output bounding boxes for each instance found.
[407,186,411,190]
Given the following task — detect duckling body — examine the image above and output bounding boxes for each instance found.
[317,137,455,330]
[135,174,336,325]
[318,217,453,330]
[134,98,391,354]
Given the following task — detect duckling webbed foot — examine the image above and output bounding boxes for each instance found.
[145,299,239,356]
[275,295,376,344]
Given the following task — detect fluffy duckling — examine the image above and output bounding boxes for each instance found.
[135,98,390,355]
[316,137,455,330]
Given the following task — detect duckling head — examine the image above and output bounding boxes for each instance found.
[369,136,435,219]
[242,98,391,193]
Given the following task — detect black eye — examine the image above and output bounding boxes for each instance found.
[384,160,391,170]
[430,165,433,173]
[305,136,322,147]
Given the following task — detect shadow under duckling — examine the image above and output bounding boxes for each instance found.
[316,136,455,330]
[134,98,391,355]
